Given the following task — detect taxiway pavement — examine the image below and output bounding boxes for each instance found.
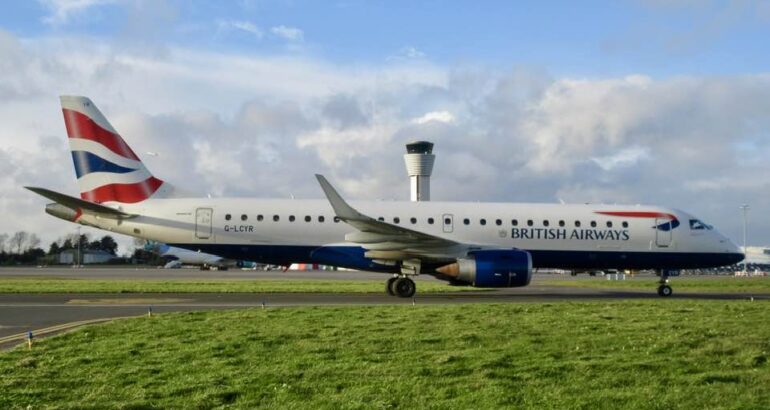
[1,267,765,349]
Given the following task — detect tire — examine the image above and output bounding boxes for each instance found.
[386,277,398,296]
[657,285,673,297]
[393,277,416,298]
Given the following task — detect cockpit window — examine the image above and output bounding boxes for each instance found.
[689,219,713,230]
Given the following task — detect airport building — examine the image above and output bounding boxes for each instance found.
[742,246,770,267]
[58,249,114,265]
[403,141,435,201]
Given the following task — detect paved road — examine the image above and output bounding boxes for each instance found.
[0,266,656,281]
[1,267,765,349]
[2,286,767,347]
[0,266,432,281]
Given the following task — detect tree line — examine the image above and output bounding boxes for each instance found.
[0,231,119,265]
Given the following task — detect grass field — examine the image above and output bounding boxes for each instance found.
[1,301,769,409]
[541,276,770,294]
[0,278,474,294]
[2,275,769,295]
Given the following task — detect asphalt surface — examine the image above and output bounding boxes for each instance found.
[1,267,766,349]
[0,266,434,281]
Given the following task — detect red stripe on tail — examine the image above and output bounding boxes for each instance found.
[62,109,140,161]
[595,211,676,220]
[81,177,164,204]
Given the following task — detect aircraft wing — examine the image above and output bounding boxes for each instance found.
[316,175,472,262]
[25,187,137,219]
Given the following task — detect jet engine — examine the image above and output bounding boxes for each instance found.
[435,249,532,287]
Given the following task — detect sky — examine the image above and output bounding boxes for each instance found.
[1,0,769,254]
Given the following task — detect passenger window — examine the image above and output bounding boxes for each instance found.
[444,217,451,225]
[410,217,417,224]
[575,221,581,227]
[622,221,628,228]
[304,216,311,222]
[480,219,487,225]
[590,221,597,228]
[543,220,549,227]
[378,217,385,222]
[289,215,295,222]
[559,220,565,227]
[495,219,502,226]
[334,216,340,223]
[463,218,470,225]
[225,214,232,221]
[257,215,264,222]
[428,218,435,225]
[241,214,247,221]
[606,221,612,228]
[273,215,280,222]
[512,219,518,226]
[393,217,400,224]
[527,220,533,227]
[318,216,325,223]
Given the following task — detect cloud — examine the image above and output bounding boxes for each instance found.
[2,29,770,250]
[39,0,116,26]
[270,25,304,41]
[591,146,650,171]
[217,19,263,39]
[412,111,455,125]
[388,46,426,61]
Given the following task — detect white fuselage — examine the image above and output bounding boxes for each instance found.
[76,198,742,272]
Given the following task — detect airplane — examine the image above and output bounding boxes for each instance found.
[142,241,229,269]
[29,96,744,297]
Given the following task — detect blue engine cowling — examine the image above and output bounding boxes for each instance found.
[447,249,532,287]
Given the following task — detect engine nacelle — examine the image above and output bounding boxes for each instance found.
[436,249,532,288]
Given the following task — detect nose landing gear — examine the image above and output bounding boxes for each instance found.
[656,269,676,297]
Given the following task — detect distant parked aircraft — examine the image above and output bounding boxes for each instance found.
[143,241,228,269]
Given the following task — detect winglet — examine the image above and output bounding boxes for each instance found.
[315,175,367,221]
[26,186,136,218]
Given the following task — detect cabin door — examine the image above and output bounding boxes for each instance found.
[655,218,672,247]
[442,214,454,233]
[195,208,213,239]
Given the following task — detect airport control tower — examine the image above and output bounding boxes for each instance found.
[404,141,435,201]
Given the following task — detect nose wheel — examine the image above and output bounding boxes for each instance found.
[656,269,675,297]
[386,276,416,298]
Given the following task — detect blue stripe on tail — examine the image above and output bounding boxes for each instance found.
[71,151,136,178]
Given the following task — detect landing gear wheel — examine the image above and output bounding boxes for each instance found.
[657,284,673,297]
[386,277,398,296]
[393,277,416,298]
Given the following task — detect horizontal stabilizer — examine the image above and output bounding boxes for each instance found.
[25,186,136,218]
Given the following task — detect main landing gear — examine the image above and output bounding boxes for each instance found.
[657,269,675,297]
[386,275,416,298]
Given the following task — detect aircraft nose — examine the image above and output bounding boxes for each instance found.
[719,235,745,264]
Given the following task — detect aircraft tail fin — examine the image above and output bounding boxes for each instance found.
[60,95,177,204]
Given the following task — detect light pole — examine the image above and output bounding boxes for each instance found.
[740,204,750,274]
[76,226,81,268]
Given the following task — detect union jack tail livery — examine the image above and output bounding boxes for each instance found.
[61,96,175,204]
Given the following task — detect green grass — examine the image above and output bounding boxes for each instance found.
[540,276,770,294]
[0,278,474,294]
[1,301,769,409]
